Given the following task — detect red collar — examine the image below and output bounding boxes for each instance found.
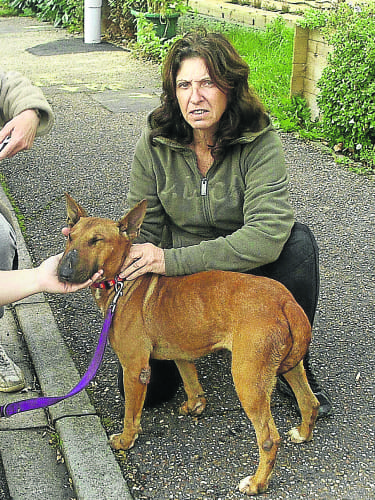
[91,276,124,290]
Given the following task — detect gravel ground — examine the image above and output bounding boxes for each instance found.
[1,16,374,500]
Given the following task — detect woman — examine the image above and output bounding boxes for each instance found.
[119,31,332,417]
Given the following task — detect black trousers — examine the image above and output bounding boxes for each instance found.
[118,221,320,404]
[251,221,319,326]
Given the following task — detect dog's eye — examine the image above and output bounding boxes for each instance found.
[88,237,103,246]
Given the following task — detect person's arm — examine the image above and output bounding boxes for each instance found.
[0,70,54,159]
[119,130,168,280]
[0,254,103,307]
[127,129,168,246]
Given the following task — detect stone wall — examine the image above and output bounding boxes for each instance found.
[290,25,332,119]
[189,0,297,28]
[189,0,339,27]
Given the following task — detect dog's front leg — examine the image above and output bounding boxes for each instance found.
[110,362,150,450]
[175,360,206,416]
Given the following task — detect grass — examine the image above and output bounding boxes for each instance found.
[226,21,294,116]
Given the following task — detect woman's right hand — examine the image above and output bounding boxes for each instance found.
[119,243,166,280]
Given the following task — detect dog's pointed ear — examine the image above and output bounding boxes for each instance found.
[65,193,88,227]
[118,199,147,240]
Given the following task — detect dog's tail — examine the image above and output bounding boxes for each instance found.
[279,299,312,374]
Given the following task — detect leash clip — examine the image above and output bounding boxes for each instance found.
[110,277,124,314]
[0,403,9,418]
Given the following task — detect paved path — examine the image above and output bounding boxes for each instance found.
[0,14,374,500]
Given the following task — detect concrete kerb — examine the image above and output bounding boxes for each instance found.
[0,186,133,499]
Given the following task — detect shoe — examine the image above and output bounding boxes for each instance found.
[0,344,25,393]
[277,353,333,419]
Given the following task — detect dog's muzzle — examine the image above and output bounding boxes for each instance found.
[58,249,79,282]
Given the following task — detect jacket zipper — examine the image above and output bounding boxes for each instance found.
[201,177,208,196]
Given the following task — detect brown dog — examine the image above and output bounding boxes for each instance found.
[58,193,319,496]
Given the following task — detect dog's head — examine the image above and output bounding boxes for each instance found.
[58,193,147,284]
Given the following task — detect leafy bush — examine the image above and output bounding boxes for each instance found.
[7,0,38,16]
[9,0,83,29]
[296,8,328,30]
[301,3,375,169]
[0,0,20,15]
[137,0,190,15]
[103,0,135,40]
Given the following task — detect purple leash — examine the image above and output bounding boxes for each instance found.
[0,278,124,418]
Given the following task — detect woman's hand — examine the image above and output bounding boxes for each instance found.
[37,253,103,293]
[119,243,166,280]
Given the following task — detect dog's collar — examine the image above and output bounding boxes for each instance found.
[91,275,125,290]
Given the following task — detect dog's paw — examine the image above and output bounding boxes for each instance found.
[109,432,138,450]
[238,475,265,496]
[288,426,306,443]
[179,396,206,416]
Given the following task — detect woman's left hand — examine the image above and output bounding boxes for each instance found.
[119,243,166,280]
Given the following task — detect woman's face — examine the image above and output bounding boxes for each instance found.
[175,57,228,138]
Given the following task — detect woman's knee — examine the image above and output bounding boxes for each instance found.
[253,222,320,324]
[259,223,319,278]
[283,222,319,268]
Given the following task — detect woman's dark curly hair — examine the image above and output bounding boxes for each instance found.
[150,30,268,161]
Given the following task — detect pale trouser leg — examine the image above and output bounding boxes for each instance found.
[0,212,17,318]
[0,213,24,392]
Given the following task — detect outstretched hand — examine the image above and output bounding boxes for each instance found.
[37,253,103,293]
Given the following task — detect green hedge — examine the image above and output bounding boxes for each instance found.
[300,4,375,170]
[9,0,83,29]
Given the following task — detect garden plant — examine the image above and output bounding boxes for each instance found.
[299,3,375,173]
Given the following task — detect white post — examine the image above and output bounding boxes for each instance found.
[84,0,102,44]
